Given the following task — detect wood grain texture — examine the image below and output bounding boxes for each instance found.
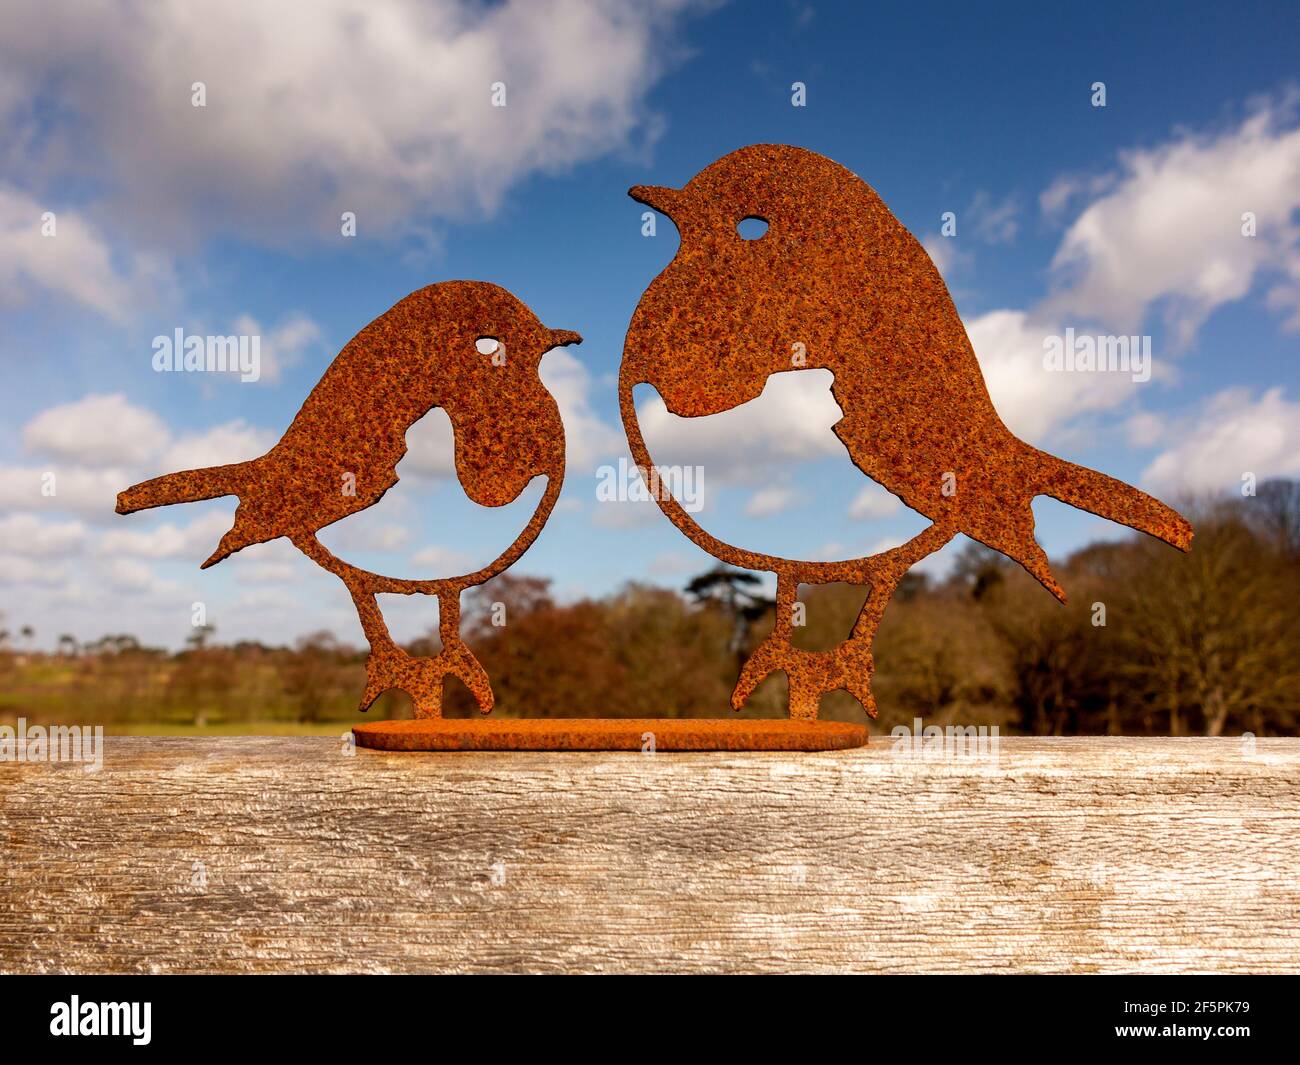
[2,736,1298,973]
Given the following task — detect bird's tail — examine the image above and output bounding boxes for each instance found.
[116,462,256,568]
[116,462,249,515]
[1034,449,1194,552]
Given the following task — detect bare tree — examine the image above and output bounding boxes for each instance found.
[686,565,775,675]
[1251,478,1300,557]
[1107,511,1300,735]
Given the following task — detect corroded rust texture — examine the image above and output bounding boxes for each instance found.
[118,281,581,717]
[352,717,868,751]
[620,144,1194,720]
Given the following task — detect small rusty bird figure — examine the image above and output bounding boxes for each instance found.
[621,144,1192,720]
[117,281,581,716]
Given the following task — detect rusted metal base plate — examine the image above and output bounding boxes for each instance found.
[352,718,868,751]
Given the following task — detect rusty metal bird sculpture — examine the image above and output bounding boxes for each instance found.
[117,281,581,717]
[620,144,1193,720]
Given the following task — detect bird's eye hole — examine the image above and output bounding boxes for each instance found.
[737,216,769,240]
[475,336,501,356]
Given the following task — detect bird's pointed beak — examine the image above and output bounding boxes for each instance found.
[629,184,681,217]
[548,328,582,348]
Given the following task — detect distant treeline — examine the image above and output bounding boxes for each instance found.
[3,482,1297,736]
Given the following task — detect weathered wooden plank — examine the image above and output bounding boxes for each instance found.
[2,736,1298,973]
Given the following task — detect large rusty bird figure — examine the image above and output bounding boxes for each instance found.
[118,281,581,716]
[621,144,1192,720]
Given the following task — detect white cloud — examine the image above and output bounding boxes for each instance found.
[540,348,624,475]
[649,551,696,575]
[229,540,309,584]
[21,392,273,475]
[1142,387,1300,494]
[315,493,423,560]
[4,394,275,521]
[1039,176,1081,220]
[1038,172,1117,222]
[400,408,457,479]
[232,588,294,613]
[946,99,1300,448]
[919,190,1016,276]
[0,0,701,242]
[968,190,1019,244]
[0,514,88,557]
[1124,411,1166,448]
[965,309,1142,444]
[104,558,159,592]
[165,420,276,470]
[848,481,903,520]
[23,393,170,468]
[331,521,412,553]
[743,484,802,517]
[0,554,70,587]
[636,369,847,483]
[1043,97,1300,342]
[238,562,299,584]
[935,97,1300,452]
[97,511,233,560]
[0,464,132,519]
[811,540,847,561]
[591,496,662,529]
[0,185,168,320]
[922,233,969,277]
[231,312,324,385]
[409,544,471,573]
[867,534,910,554]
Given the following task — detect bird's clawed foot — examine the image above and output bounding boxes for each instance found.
[318,566,496,719]
[732,631,877,720]
[358,635,494,718]
[732,573,887,720]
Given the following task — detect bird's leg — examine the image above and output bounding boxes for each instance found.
[352,588,493,718]
[834,521,957,717]
[732,575,833,720]
[345,585,448,717]
[294,533,489,717]
[732,573,895,721]
[834,571,901,720]
[430,590,494,716]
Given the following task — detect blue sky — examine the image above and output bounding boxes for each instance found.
[2,0,1298,650]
